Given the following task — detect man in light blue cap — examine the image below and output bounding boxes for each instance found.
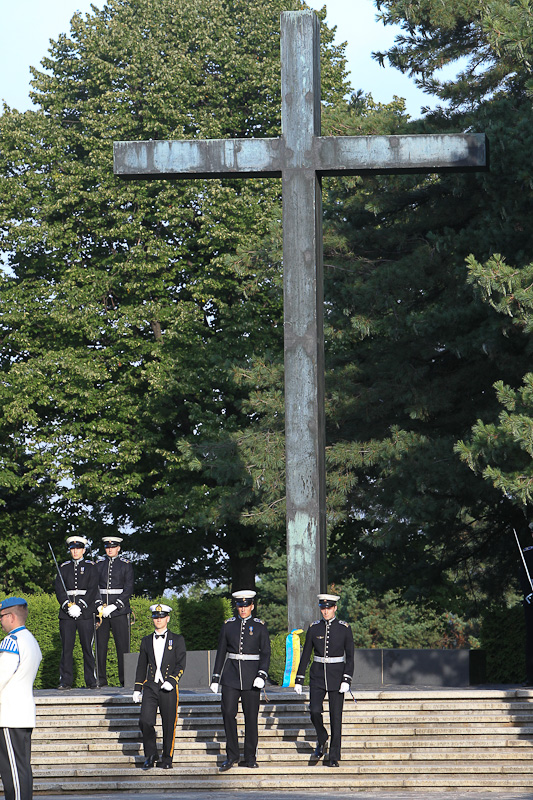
[0,597,42,800]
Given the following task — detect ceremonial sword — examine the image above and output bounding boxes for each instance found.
[48,541,71,604]
[514,528,533,594]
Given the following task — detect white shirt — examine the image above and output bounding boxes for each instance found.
[0,626,42,727]
[153,629,167,683]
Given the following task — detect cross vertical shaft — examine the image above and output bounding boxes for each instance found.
[281,12,327,632]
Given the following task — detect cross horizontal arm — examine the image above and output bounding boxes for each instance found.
[113,138,283,179]
[316,133,488,175]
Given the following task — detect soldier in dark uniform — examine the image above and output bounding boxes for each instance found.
[294,593,354,767]
[55,536,99,690]
[210,590,270,771]
[518,525,533,685]
[132,604,186,770]
[95,536,134,687]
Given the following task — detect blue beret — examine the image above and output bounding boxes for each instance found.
[0,597,27,611]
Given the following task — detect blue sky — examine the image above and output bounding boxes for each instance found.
[0,0,437,118]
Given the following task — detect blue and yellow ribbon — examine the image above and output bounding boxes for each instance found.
[282,628,304,687]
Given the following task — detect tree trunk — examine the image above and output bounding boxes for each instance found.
[229,554,256,593]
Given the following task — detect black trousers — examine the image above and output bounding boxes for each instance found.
[139,681,179,762]
[220,684,260,763]
[309,685,345,761]
[0,727,33,800]
[96,613,130,685]
[59,616,96,687]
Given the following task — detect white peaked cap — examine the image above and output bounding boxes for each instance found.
[232,590,257,600]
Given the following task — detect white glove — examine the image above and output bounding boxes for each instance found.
[67,604,82,618]
[132,691,142,703]
[102,604,117,617]
[253,677,265,689]
[339,682,350,694]
[210,682,219,693]
[294,684,302,695]
[161,681,173,691]
[97,605,105,615]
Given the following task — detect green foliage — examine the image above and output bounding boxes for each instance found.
[177,595,232,650]
[317,89,533,608]
[373,0,533,109]
[268,631,289,685]
[0,0,348,594]
[255,548,288,635]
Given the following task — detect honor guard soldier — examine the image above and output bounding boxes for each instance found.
[0,597,42,800]
[55,536,99,690]
[210,590,271,771]
[518,524,533,685]
[95,536,134,687]
[294,594,354,767]
[132,604,186,770]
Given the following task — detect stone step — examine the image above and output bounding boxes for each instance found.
[33,759,533,774]
[30,750,533,766]
[32,774,533,793]
[29,738,533,757]
[35,701,533,712]
[37,704,533,727]
[32,721,533,737]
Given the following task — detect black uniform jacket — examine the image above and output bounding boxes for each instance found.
[296,617,354,692]
[96,555,134,616]
[55,558,99,620]
[134,630,186,691]
[212,616,270,691]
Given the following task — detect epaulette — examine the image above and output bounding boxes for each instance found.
[310,619,321,626]
[253,617,265,625]
[120,557,131,563]
[85,559,95,565]
[60,560,70,567]
[0,634,19,654]
[225,617,236,623]
[524,546,533,552]
[338,620,350,627]
[97,556,106,562]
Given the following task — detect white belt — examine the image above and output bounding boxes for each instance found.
[314,656,345,664]
[101,588,123,594]
[227,653,260,661]
[67,590,87,596]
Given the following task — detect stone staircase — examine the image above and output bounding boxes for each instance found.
[31,687,533,793]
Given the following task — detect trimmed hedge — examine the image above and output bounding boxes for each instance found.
[0,593,231,689]
[1,593,526,686]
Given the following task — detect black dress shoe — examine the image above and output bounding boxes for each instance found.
[97,681,108,688]
[312,740,328,759]
[219,759,237,772]
[328,759,339,767]
[87,684,98,690]
[239,760,259,768]
[142,755,158,770]
[157,759,172,769]
[57,684,71,690]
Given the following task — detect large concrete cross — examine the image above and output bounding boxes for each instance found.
[114,10,487,631]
